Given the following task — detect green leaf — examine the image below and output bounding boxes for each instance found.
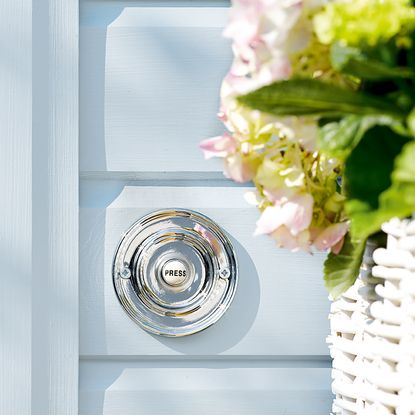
[345,128,414,241]
[393,140,415,182]
[318,116,361,159]
[345,126,409,209]
[407,106,415,137]
[318,115,408,160]
[324,233,366,299]
[349,140,415,239]
[237,79,403,118]
[331,43,414,80]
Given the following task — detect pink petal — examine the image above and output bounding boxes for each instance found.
[331,236,345,255]
[256,56,292,85]
[217,110,227,122]
[313,222,349,252]
[261,1,304,49]
[255,193,313,237]
[272,226,311,252]
[224,153,257,183]
[280,193,313,236]
[223,1,264,45]
[229,56,251,77]
[223,71,264,96]
[244,190,261,206]
[199,133,237,159]
[254,206,283,235]
[264,188,293,205]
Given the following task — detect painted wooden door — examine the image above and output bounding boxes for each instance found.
[79,1,332,414]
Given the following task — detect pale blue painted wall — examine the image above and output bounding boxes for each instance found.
[79,1,333,413]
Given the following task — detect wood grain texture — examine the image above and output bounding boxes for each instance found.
[47,1,79,413]
[0,2,32,414]
[80,186,329,356]
[32,0,79,414]
[79,361,332,415]
[80,3,230,173]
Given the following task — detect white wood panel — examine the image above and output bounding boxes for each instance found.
[80,186,329,356]
[0,2,32,414]
[80,3,230,173]
[79,362,332,415]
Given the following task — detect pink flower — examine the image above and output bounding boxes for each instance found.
[256,56,292,86]
[259,1,304,51]
[313,222,349,253]
[272,226,311,252]
[223,1,261,45]
[283,193,313,235]
[199,133,237,159]
[264,188,293,205]
[254,205,283,235]
[255,193,313,236]
[224,153,258,183]
[222,0,305,97]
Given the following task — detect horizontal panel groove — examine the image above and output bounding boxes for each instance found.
[80,171,250,185]
[80,355,332,368]
[81,0,230,8]
[80,178,251,189]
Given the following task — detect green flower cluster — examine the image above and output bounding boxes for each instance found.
[314,0,415,47]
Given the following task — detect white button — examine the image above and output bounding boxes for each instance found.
[161,259,188,286]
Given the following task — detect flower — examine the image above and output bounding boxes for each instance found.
[223,0,330,96]
[200,133,237,159]
[272,226,311,252]
[252,143,345,252]
[224,152,261,183]
[313,222,349,253]
[224,0,304,89]
[200,0,348,254]
[255,199,347,253]
[201,0,415,300]
[314,0,415,47]
[255,193,313,241]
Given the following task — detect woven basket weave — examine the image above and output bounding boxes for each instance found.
[328,218,415,415]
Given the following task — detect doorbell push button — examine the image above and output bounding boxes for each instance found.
[161,259,189,286]
[113,209,238,337]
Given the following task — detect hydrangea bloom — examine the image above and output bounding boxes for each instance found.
[222,0,331,95]
[314,0,415,47]
[200,0,348,253]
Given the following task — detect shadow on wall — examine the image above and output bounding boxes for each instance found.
[79,361,332,415]
[153,236,261,354]
[79,2,125,172]
[80,2,230,173]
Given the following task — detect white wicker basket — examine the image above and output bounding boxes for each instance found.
[328,218,415,415]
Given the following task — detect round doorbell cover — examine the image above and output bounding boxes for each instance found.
[112,209,238,337]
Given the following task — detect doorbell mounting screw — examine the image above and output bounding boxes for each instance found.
[220,268,230,279]
[120,264,131,279]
